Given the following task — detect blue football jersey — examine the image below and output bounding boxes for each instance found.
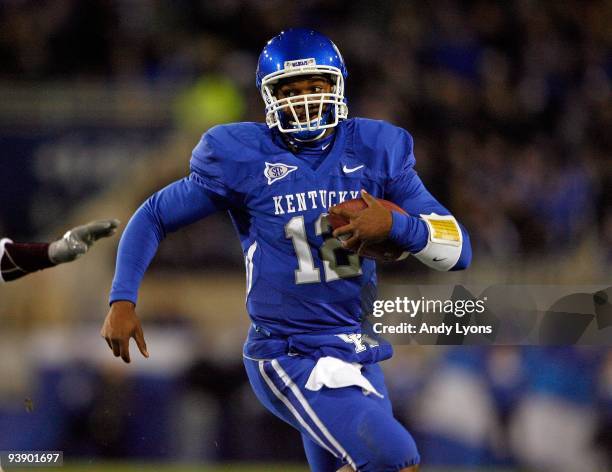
[189,118,450,337]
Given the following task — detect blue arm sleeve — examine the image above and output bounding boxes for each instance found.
[385,169,472,270]
[109,173,228,304]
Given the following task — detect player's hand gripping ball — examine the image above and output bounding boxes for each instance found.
[329,191,409,262]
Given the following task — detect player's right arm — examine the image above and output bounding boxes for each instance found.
[101,173,229,363]
[102,126,240,363]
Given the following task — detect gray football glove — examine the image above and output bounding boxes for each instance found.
[48,219,119,264]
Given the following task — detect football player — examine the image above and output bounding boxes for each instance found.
[0,219,118,282]
[102,29,472,471]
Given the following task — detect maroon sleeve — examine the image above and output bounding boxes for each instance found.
[1,242,55,282]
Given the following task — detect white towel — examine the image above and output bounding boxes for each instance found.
[305,356,384,398]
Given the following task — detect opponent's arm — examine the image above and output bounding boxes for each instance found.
[0,219,118,282]
[101,173,228,363]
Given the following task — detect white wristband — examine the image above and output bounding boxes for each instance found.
[413,214,462,271]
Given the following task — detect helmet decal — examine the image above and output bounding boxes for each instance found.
[284,58,316,69]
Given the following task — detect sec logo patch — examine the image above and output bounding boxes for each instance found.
[265,162,298,185]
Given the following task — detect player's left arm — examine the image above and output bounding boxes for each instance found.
[0,219,119,282]
[331,178,471,270]
[384,168,471,271]
[332,126,470,271]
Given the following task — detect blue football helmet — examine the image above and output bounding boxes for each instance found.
[256,28,348,141]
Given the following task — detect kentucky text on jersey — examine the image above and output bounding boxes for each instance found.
[273,190,360,215]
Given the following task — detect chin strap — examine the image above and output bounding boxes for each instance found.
[283,129,334,153]
[293,128,327,142]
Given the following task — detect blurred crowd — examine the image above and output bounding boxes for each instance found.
[389,346,612,470]
[1,0,611,269]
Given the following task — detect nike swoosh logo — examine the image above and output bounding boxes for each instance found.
[322,142,331,151]
[342,164,364,174]
[433,257,447,262]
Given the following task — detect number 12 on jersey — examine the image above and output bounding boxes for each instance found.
[285,214,362,284]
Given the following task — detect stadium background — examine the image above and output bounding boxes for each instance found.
[0,1,610,470]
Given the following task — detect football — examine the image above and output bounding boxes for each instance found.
[328,197,410,262]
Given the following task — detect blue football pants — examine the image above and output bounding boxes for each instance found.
[244,354,420,471]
